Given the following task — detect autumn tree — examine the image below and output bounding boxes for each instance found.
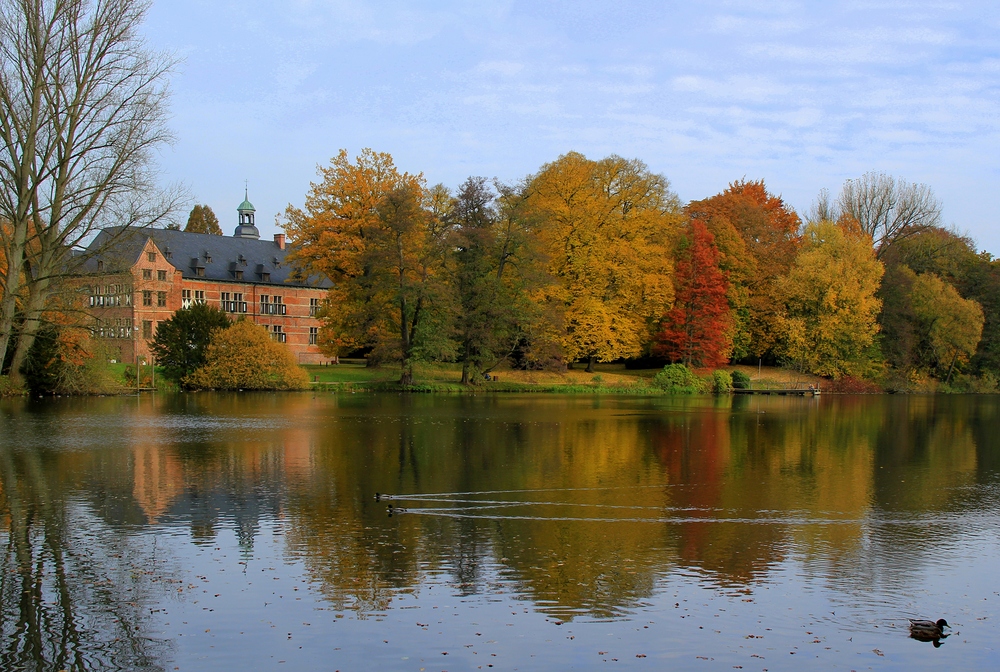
[654,219,731,368]
[778,221,884,378]
[184,204,222,235]
[526,152,680,371]
[282,148,424,283]
[184,320,310,390]
[910,273,984,383]
[0,0,179,384]
[836,172,941,259]
[284,151,452,385]
[877,226,1000,378]
[450,177,541,384]
[686,180,801,362]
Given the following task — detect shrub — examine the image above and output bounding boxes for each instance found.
[711,370,732,394]
[184,320,310,390]
[731,370,751,389]
[21,326,124,395]
[151,303,231,386]
[651,363,707,394]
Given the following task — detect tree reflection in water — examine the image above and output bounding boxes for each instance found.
[0,391,996,666]
[0,444,168,671]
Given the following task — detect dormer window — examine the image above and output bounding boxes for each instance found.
[203,251,212,263]
[97,260,104,272]
[238,254,247,266]
[273,257,280,268]
[164,246,172,260]
[260,272,270,282]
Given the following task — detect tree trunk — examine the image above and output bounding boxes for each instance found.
[461,360,470,385]
[399,360,413,387]
[0,237,27,370]
[585,356,595,373]
[7,276,49,387]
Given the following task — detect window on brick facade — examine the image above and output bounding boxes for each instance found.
[271,325,285,343]
[142,269,152,280]
[142,290,152,306]
[158,269,167,281]
[195,290,205,304]
[233,293,245,313]
[309,297,320,316]
[142,320,152,339]
[182,289,191,308]
[147,252,156,262]
[309,327,318,345]
[157,291,167,307]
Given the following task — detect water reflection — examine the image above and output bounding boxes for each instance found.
[0,392,998,667]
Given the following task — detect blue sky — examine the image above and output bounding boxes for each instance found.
[143,1,1000,253]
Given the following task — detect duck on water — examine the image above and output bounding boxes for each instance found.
[909,619,950,646]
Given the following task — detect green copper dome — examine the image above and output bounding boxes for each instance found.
[238,197,255,212]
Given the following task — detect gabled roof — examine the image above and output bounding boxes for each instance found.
[83,227,331,288]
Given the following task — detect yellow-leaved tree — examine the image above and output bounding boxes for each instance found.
[525,153,681,370]
[185,320,310,390]
[779,221,884,378]
[910,273,984,383]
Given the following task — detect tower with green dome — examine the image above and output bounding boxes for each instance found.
[233,189,260,239]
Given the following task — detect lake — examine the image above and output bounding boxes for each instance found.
[0,392,998,670]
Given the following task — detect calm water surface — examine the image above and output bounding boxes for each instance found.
[0,393,999,670]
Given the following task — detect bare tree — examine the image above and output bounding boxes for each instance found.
[837,171,941,258]
[806,187,836,225]
[0,0,178,383]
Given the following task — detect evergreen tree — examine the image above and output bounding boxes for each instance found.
[184,204,222,235]
[150,303,230,386]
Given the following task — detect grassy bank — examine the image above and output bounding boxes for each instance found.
[302,361,828,394]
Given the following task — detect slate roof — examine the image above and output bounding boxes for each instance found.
[83,227,332,289]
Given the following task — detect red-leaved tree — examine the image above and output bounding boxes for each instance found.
[655,219,731,367]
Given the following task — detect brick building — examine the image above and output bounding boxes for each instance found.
[83,195,333,365]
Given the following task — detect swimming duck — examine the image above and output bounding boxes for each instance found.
[909,618,949,646]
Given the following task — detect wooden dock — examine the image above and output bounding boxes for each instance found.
[733,383,820,396]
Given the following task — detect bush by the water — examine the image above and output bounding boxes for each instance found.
[184,320,310,390]
[651,364,707,394]
[20,326,124,395]
[711,370,732,393]
[731,370,751,389]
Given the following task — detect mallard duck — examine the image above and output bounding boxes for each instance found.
[909,618,949,646]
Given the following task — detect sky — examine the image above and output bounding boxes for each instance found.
[142,0,1000,253]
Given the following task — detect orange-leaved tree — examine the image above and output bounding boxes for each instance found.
[654,219,731,368]
[282,150,453,384]
[686,180,801,361]
[526,152,681,371]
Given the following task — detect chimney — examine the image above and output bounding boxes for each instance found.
[274,233,285,250]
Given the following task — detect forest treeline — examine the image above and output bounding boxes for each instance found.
[283,149,999,391]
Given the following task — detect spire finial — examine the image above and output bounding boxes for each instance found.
[245,180,248,200]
